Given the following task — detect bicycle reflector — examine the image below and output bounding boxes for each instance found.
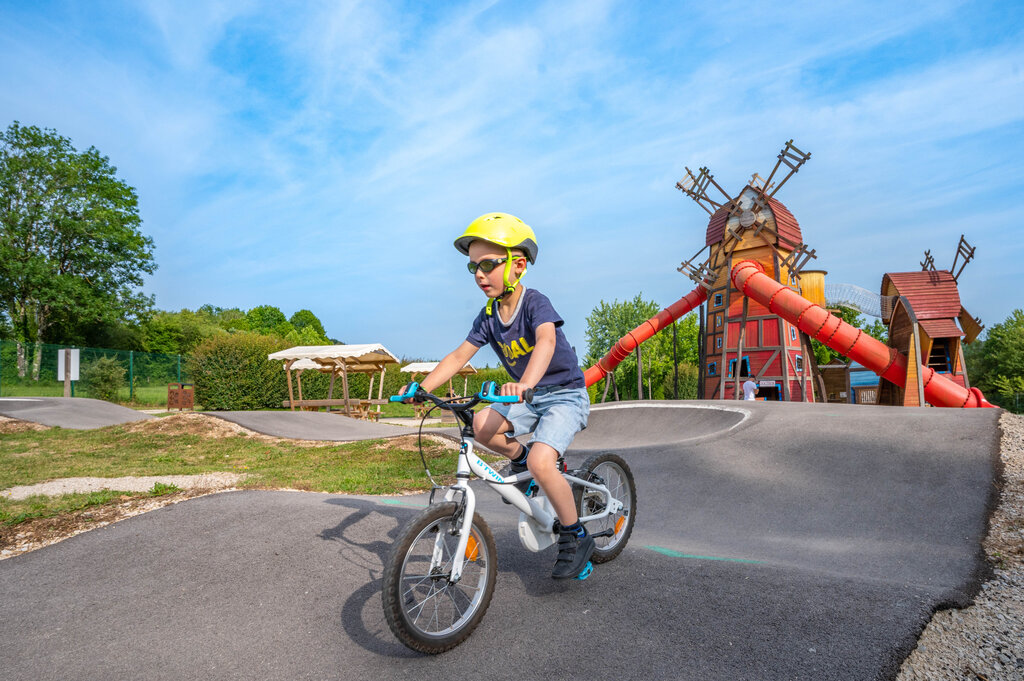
[465,535,480,562]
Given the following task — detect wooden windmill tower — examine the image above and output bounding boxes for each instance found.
[676,140,825,401]
[876,235,984,406]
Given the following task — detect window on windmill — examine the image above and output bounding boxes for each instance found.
[790,326,797,341]
[716,337,722,349]
[714,293,723,307]
[795,355,804,372]
[728,357,751,378]
[708,362,717,376]
[716,315,723,328]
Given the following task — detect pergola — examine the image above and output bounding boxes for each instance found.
[268,344,399,417]
[401,361,477,398]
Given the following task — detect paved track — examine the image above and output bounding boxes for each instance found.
[0,397,152,429]
[0,401,1000,680]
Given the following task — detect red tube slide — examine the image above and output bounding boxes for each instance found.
[731,260,993,408]
[584,286,708,387]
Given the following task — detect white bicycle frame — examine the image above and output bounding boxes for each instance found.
[438,437,623,583]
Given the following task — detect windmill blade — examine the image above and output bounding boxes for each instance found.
[950,234,976,283]
[762,140,811,199]
[676,166,736,215]
[677,244,718,290]
[921,249,936,271]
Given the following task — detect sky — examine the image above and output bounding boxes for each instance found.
[1,0,1022,368]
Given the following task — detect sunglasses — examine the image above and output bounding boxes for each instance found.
[467,256,522,274]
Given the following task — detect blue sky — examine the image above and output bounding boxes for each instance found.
[1,0,1022,367]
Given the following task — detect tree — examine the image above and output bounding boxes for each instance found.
[245,305,292,337]
[585,294,699,400]
[965,309,1024,410]
[289,309,327,340]
[0,121,155,377]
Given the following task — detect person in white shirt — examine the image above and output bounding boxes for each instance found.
[742,378,758,401]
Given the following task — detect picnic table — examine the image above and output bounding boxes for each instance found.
[268,344,399,419]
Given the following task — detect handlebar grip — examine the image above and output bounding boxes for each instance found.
[390,381,421,402]
[478,382,534,404]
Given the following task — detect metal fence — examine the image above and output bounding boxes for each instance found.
[0,340,186,406]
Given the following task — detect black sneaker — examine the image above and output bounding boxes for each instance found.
[501,460,533,503]
[552,527,596,579]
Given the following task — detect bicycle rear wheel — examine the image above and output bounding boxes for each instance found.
[381,502,497,654]
[573,453,636,563]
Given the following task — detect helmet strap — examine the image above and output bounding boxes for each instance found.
[486,249,527,316]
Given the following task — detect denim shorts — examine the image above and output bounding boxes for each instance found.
[485,386,590,455]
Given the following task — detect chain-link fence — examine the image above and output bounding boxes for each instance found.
[0,340,186,406]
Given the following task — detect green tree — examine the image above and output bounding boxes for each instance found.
[246,305,292,337]
[966,309,1024,410]
[0,121,155,377]
[585,294,699,400]
[289,309,327,340]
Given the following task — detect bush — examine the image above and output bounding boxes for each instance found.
[80,356,126,402]
[186,333,290,410]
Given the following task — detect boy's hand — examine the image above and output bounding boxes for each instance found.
[500,382,532,398]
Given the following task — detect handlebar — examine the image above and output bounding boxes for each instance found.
[390,381,534,407]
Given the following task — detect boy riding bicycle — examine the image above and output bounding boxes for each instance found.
[400,212,593,579]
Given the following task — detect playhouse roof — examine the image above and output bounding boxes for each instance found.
[881,271,962,320]
[705,191,802,248]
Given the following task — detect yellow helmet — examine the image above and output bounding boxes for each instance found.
[453,212,538,264]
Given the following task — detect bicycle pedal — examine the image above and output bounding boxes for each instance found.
[576,561,594,580]
[590,528,615,538]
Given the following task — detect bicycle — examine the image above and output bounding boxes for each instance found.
[380,381,637,654]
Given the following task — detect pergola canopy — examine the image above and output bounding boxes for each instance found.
[268,344,399,369]
[401,361,476,376]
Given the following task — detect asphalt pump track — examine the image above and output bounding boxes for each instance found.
[0,401,1001,680]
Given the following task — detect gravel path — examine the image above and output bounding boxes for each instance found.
[896,411,1024,680]
[0,472,243,500]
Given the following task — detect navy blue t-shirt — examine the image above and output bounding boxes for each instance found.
[466,288,585,389]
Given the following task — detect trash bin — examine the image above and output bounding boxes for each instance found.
[167,383,195,411]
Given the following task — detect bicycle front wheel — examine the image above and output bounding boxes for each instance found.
[574,452,637,563]
[381,502,497,654]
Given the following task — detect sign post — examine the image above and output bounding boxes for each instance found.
[58,349,80,397]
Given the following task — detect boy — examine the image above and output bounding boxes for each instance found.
[403,212,592,579]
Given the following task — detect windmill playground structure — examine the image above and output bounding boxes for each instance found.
[582,141,994,409]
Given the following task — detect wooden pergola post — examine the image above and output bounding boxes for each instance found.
[340,358,351,415]
[285,359,297,411]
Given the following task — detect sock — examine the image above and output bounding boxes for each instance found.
[510,444,530,466]
[562,521,586,538]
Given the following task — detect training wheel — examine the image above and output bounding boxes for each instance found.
[577,561,594,580]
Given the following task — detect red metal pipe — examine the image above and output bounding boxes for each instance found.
[584,286,708,387]
[730,260,994,408]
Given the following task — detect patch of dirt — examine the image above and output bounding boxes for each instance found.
[0,416,51,434]
[120,412,332,446]
[0,488,229,560]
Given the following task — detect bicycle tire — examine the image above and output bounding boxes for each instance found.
[573,452,637,564]
[381,502,497,654]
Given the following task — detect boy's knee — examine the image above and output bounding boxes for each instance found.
[473,409,506,440]
[526,442,559,472]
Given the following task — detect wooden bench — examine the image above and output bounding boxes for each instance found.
[281,399,386,420]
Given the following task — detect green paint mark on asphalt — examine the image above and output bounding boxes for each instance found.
[380,499,427,508]
[644,545,763,564]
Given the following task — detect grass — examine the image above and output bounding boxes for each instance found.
[0,422,472,527]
